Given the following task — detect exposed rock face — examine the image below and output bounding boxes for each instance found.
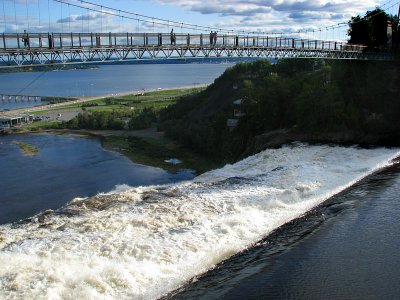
[248,128,400,155]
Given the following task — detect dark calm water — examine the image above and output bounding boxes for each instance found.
[0,133,194,225]
[171,163,400,300]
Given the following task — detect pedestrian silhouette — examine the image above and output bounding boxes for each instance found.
[170,29,176,45]
[22,30,29,47]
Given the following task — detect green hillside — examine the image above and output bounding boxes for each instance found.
[160,59,400,163]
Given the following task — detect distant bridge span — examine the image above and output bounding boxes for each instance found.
[0,32,393,67]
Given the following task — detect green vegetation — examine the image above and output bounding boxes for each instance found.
[159,59,400,163]
[24,120,65,132]
[102,135,221,174]
[14,141,39,155]
[348,8,398,50]
[61,87,204,130]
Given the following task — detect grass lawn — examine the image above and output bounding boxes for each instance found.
[30,87,204,114]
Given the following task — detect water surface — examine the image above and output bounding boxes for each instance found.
[0,63,232,99]
[0,144,398,299]
[172,162,400,300]
[0,133,194,224]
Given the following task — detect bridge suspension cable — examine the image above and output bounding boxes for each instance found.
[49,0,399,41]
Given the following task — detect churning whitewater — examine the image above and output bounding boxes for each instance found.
[0,144,399,299]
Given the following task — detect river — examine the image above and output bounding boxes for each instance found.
[0,143,399,299]
[0,63,399,299]
[0,133,194,225]
[0,63,233,111]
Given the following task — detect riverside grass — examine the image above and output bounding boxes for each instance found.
[14,142,39,156]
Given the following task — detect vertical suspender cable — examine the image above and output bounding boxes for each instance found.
[60,1,63,33]
[81,1,84,33]
[48,0,50,32]
[2,0,6,32]
[105,3,108,32]
[87,8,89,33]
[25,0,29,31]
[38,0,41,30]
[68,3,71,33]
[100,5,103,32]
[118,10,121,32]
[13,0,18,32]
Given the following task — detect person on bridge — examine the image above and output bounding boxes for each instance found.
[48,34,54,49]
[213,32,218,45]
[170,29,176,45]
[22,30,29,47]
[210,31,213,45]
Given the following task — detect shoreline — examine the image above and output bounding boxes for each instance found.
[8,128,221,175]
[0,83,208,117]
[1,85,219,175]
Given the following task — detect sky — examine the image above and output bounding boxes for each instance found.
[0,0,397,40]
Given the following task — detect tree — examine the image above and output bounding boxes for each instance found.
[348,8,390,48]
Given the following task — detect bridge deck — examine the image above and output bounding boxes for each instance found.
[0,32,392,67]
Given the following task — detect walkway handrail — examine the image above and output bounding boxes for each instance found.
[0,32,392,66]
[1,32,372,52]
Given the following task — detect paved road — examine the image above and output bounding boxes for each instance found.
[0,84,207,117]
[36,108,82,122]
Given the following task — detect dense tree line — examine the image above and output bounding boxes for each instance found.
[159,59,400,162]
[66,111,126,130]
[65,107,159,130]
[348,8,398,50]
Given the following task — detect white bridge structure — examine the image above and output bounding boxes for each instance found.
[0,32,393,67]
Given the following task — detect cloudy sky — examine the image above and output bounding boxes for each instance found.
[1,0,396,40]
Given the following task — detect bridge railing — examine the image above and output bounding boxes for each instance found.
[1,32,367,52]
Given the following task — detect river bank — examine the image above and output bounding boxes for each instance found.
[4,125,220,175]
[3,85,220,175]
[45,128,221,174]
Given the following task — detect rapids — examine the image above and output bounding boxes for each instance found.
[0,144,399,299]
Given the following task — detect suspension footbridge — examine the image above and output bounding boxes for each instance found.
[0,31,393,67]
[0,0,398,67]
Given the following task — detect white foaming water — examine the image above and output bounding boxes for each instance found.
[0,144,399,299]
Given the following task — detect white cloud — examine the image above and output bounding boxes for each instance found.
[154,0,382,34]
